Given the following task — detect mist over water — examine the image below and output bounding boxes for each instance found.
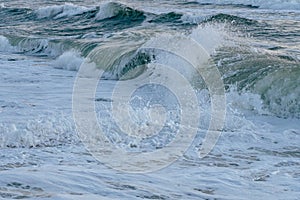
[0,0,299,199]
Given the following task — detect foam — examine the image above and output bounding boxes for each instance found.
[95,2,121,21]
[0,115,76,148]
[190,24,227,54]
[0,35,15,52]
[226,86,269,116]
[52,50,84,71]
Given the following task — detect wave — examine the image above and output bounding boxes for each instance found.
[0,35,15,52]
[0,35,98,59]
[95,2,145,21]
[0,35,150,74]
[86,37,150,79]
[194,0,300,11]
[36,3,93,19]
[214,40,300,118]
[181,13,259,26]
[43,21,297,119]
[254,66,300,118]
[204,13,257,25]
[0,2,147,32]
[1,1,298,38]
[148,12,183,24]
[2,36,66,57]
[52,50,84,71]
[1,4,299,119]
[1,2,191,30]
[36,1,147,22]
[87,24,299,118]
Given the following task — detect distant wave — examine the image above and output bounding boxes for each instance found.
[193,0,300,11]
[95,2,145,21]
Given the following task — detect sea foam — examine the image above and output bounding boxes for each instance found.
[0,35,15,52]
[52,50,84,71]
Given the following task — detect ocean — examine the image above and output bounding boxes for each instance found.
[0,0,299,199]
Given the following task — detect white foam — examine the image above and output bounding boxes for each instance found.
[53,50,84,71]
[0,115,76,148]
[190,24,227,54]
[0,35,15,52]
[36,3,91,19]
[95,2,123,21]
[226,86,269,117]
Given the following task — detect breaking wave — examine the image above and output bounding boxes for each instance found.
[36,3,92,19]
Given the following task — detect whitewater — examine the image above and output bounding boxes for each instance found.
[0,0,299,199]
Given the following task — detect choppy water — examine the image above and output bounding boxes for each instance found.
[0,0,300,199]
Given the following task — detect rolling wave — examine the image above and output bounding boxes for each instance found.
[0,1,299,119]
[215,42,300,118]
[0,3,188,38]
[0,11,260,57]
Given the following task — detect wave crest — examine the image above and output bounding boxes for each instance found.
[95,2,145,21]
[36,3,91,19]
